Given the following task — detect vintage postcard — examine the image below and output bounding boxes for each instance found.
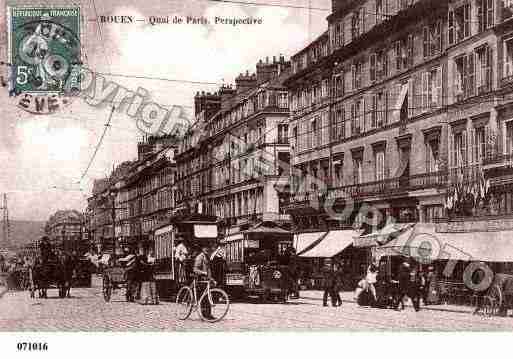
[1,0,513,354]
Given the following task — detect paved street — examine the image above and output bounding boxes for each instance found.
[1,277,513,331]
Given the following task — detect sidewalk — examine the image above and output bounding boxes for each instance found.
[300,290,475,315]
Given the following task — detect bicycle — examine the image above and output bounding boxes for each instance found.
[176,278,230,323]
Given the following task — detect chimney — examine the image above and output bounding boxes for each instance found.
[331,0,347,13]
[256,56,280,85]
[235,71,257,94]
[219,84,236,103]
[194,90,221,119]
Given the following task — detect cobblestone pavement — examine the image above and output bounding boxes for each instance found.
[1,280,513,331]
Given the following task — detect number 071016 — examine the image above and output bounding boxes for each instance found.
[16,342,48,351]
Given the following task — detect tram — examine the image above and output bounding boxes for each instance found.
[152,214,220,299]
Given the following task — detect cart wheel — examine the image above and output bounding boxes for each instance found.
[488,284,503,316]
[103,275,112,302]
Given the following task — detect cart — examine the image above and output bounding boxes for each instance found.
[102,265,137,302]
[478,273,513,316]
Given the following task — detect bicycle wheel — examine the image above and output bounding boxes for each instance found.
[198,288,230,323]
[176,286,194,320]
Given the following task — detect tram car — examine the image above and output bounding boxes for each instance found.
[222,222,294,302]
[152,214,220,300]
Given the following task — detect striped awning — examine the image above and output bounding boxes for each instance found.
[299,230,357,258]
[294,232,326,254]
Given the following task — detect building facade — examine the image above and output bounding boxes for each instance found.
[45,210,86,254]
[284,0,513,284]
[175,57,292,236]
[86,135,177,255]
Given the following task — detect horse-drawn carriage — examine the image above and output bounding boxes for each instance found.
[30,257,75,299]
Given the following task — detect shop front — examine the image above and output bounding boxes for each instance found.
[373,222,513,306]
[296,229,361,290]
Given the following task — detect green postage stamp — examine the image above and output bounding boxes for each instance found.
[7,6,81,97]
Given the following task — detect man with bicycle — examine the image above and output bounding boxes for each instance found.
[193,243,216,321]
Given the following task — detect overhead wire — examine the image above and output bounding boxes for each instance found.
[79,106,115,182]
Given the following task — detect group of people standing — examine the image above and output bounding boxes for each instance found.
[174,236,227,288]
[323,259,436,311]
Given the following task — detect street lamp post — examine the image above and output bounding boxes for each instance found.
[109,189,117,260]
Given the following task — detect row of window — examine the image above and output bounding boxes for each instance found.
[208,90,287,136]
[293,0,513,75]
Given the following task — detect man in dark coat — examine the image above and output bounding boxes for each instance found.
[40,236,53,264]
[396,262,421,312]
[323,264,341,307]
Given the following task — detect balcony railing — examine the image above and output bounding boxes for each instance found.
[326,171,447,200]
[483,152,513,167]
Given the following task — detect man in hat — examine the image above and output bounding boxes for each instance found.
[396,261,420,312]
[193,243,215,320]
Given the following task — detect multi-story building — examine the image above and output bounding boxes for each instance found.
[87,135,177,255]
[285,0,513,285]
[175,56,292,236]
[45,210,86,254]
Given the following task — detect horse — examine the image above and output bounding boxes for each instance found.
[29,254,76,299]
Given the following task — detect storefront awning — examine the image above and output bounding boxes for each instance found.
[221,233,244,243]
[245,223,291,235]
[294,231,327,253]
[355,223,415,248]
[299,230,357,258]
[374,223,513,263]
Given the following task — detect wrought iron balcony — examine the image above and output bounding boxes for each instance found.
[482,152,513,169]
[326,171,447,200]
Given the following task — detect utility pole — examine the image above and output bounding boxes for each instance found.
[1,193,10,248]
[111,190,116,259]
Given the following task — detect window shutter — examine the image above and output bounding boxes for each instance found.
[478,1,484,32]
[468,53,475,97]
[422,72,428,112]
[448,10,455,45]
[486,46,493,90]
[462,130,468,166]
[436,66,443,107]
[408,78,414,118]
[350,102,356,135]
[423,26,429,58]
[384,89,389,125]
[361,7,365,33]
[469,127,475,165]
[370,53,376,82]
[464,4,471,38]
[362,96,367,133]
[487,0,494,29]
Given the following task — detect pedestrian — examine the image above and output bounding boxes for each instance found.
[366,261,379,305]
[333,262,344,306]
[323,263,341,307]
[174,237,189,285]
[193,243,215,320]
[210,244,226,288]
[396,262,420,312]
[421,266,435,306]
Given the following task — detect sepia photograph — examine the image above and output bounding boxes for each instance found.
[1,0,513,355]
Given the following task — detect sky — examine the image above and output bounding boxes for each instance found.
[0,0,331,221]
